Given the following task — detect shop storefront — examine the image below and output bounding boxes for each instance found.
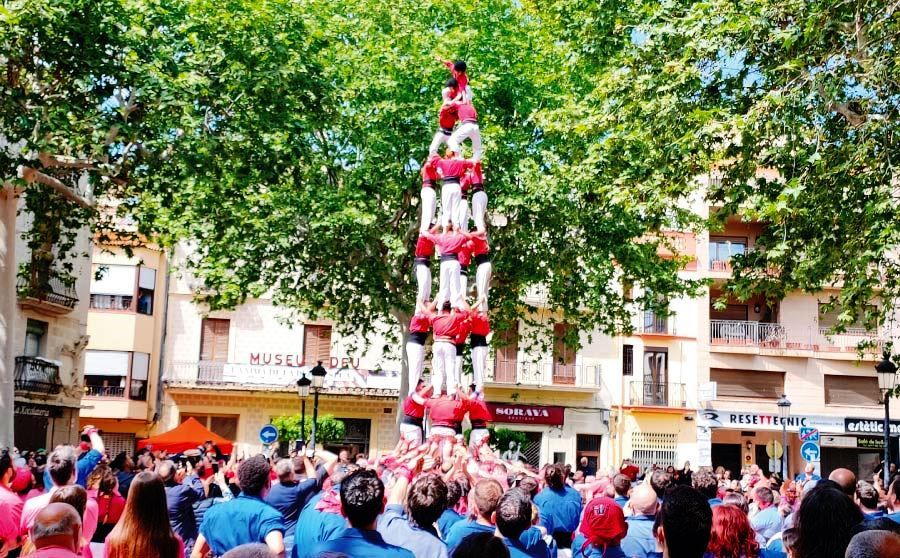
[822,418,900,480]
[486,402,608,468]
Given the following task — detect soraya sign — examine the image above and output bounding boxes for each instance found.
[488,403,565,425]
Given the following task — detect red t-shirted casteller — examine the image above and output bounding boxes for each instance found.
[426,397,469,428]
[415,235,435,259]
[403,396,425,419]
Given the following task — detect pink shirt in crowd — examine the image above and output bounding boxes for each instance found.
[31,546,80,558]
[21,486,99,548]
[0,484,23,552]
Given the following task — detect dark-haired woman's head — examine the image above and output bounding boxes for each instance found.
[452,532,509,558]
[544,464,565,490]
[106,471,180,558]
[794,483,863,558]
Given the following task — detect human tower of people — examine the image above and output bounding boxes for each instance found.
[401,59,495,459]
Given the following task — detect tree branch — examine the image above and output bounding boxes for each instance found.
[17,166,93,209]
[815,83,866,128]
[38,152,97,170]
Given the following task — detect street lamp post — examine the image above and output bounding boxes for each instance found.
[296,374,311,448]
[875,351,898,487]
[309,361,328,451]
[777,393,791,481]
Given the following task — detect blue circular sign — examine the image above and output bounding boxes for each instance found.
[800,441,820,462]
[259,424,279,445]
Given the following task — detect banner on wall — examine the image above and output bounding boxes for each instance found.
[488,403,565,426]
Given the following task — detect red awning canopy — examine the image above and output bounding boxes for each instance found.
[137,417,234,455]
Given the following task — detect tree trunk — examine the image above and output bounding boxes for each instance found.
[390,308,411,426]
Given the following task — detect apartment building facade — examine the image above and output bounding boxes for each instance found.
[77,243,169,457]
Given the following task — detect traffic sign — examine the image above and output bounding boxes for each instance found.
[799,427,819,442]
[801,441,821,461]
[259,424,279,445]
[765,440,783,459]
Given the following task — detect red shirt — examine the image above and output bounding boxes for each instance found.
[409,312,431,333]
[403,396,425,419]
[470,312,490,336]
[472,163,484,185]
[422,162,438,187]
[460,172,472,197]
[453,312,472,344]
[415,235,435,258]
[431,311,466,338]
[435,158,474,180]
[427,397,469,426]
[457,240,473,266]
[456,102,477,122]
[424,231,469,255]
[444,61,469,93]
[469,235,489,256]
[468,399,492,423]
[439,104,458,130]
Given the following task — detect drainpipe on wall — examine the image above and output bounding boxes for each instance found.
[150,252,172,426]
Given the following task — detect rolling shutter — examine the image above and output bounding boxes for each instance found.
[824,375,880,406]
[710,368,784,399]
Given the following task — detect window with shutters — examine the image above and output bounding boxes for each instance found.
[494,321,519,383]
[200,318,231,363]
[710,368,784,399]
[824,375,881,406]
[303,324,332,366]
[818,303,877,331]
[631,432,678,471]
[553,323,576,385]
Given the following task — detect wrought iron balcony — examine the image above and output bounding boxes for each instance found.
[17,274,78,315]
[710,320,786,347]
[629,381,686,407]
[15,356,62,395]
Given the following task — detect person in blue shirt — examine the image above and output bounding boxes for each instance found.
[750,487,783,546]
[304,469,413,558]
[450,531,512,558]
[43,426,105,491]
[377,470,449,558]
[612,474,631,509]
[572,496,628,558]
[856,481,885,519]
[193,454,285,558]
[438,479,465,538]
[691,471,721,507]
[266,455,319,555]
[793,463,821,486]
[654,486,712,558]
[292,484,348,553]
[158,459,206,556]
[446,479,504,552]
[534,464,582,551]
[621,483,658,558]
[496,489,552,558]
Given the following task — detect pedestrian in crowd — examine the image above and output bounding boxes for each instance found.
[265,454,319,555]
[572,495,628,558]
[27,503,83,558]
[828,468,857,498]
[792,482,863,558]
[444,479,503,553]
[223,544,278,558]
[621,483,658,558]
[844,530,900,558]
[855,481,884,519]
[41,427,105,491]
[534,463,582,551]
[158,459,205,556]
[579,457,596,478]
[305,469,413,558]
[21,446,100,554]
[692,470,721,507]
[193,455,285,558]
[749,486,782,546]
[109,452,136,499]
[86,465,125,543]
[653,486,712,558]
[674,462,693,487]
[619,460,640,483]
[377,470,448,558]
[793,464,819,487]
[450,532,510,558]
[0,450,24,555]
[104,471,184,558]
[650,469,673,502]
[721,492,749,513]
[706,504,759,558]
[495,489,552,558]
[438,480,465,538]
[612,474,631,509]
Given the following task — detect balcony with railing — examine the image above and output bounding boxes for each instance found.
[85,385,126,398]
[17,274,79,316]
[487,359,602,390]
[628,381,687,407]
[15,356,62,395]
[638,311,675,335]
[709,320,881,357]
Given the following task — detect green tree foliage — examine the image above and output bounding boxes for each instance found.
[270,413,346,444]
[489,427,528,453]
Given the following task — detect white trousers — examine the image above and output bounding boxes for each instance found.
[400,423,423,445]
[472,190,487,231]
[431,341,456,396]
[441,182,461,229]
[471,345,489,391]
[406,340,426,395]
[454,350,464,394]
[459,272,468,299]
[455,196,469,231]
[429,130,451,156]
[415,263,432,303]
[436,259,462,309]
[448,122,482,161]
[475,261,492,311]
[420,187,437,232]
